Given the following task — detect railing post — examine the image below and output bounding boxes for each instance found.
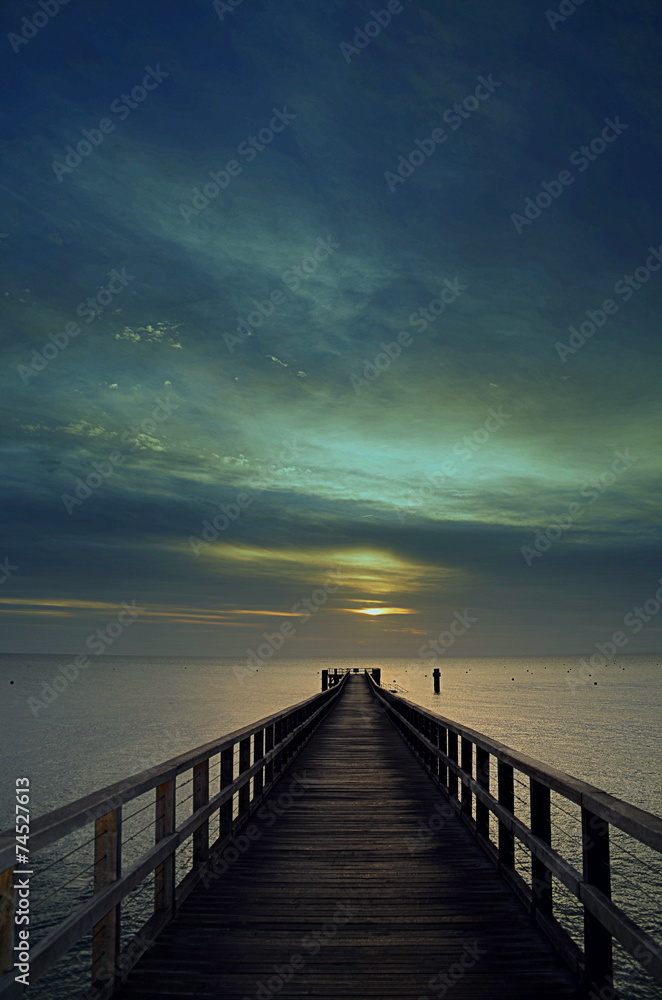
[220,747,234,837]
[431,723,441,783]
[476,747,490,841]
[530,779,552,916]
[497,762,514,870]
[460,737,473,817]
[439,726,448,790]
[193,761,209,865]
[238,737,251,819]
[420,714,430,771]
[253,730,264,799]
[0,867,14,975]
[582,807,612,993]
[92,807,122,990]
[155,779,175,918]
[447,732,459,805]
[274,720,283,774]
[265,724,275,787]
[426,718,435,774]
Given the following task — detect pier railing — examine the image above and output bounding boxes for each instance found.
[0,675,348,1000]
[366,674,662,997]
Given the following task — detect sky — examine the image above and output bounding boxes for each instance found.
[1,0,661,658]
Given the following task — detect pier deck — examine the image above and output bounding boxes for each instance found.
[116,676,581,999]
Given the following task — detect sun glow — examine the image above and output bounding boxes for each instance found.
[347,607,418,616]
[197,543,461,595]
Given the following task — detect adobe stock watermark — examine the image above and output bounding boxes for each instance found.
[243,901,360,1000]
[385,75,501,193]
[188,438,304,554]
[223,235,339,352]
[61,396,180,513]
[418,609,477,660]
[213,0,246,21]
[351,278,465,393]
[52,66,171,182]
[17,268,135,384]
[179,107,296,223]
[0,558,18,584]
[418,941,487,1000]
[555,244,662,362]
[25,601,144,716]
[396,406,511,523]
[521,449,637,566]
[546,0,588,31]
[7,0,72,54]
[406,800,455,855]
[568,577,662,692]
[73,926,159,1000]
[511,117,628,233]
[232,571,343,681]
[200,771,312,887]
[339,0,410,63]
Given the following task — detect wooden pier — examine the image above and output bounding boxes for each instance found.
[1,673,661,999]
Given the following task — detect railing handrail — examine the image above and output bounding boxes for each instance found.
[0,675,351,998]
[366,674,662,994]
[368,678,662,851]
[0,683,343,872]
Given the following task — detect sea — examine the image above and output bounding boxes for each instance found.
[1,654,660,999]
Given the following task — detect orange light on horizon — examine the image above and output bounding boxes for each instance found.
[344,607,418,616]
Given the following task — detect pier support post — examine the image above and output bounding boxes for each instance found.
[0,867,14,975]
[460,738,473,817]
[253,730,264,799]
[476,747,490,842]
[220,747,234,836]
[433,668,441,694]
[238,737,251,819]
[264,724,275,787]
[530,779,552,916]
[193,761,209,865]
[498,762,515,870]
[92,808,122,990]
[447,732,459,805]
[530,778,552,916]
[321,669,328,691]
[582,807,612,993]
[155,780,175,918]
[438,726,448,790]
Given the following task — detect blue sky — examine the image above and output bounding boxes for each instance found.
[1,0,662,657]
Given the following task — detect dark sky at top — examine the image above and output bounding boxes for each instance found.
[1,0,662,657]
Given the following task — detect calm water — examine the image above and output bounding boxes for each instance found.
[1,654,660,998]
